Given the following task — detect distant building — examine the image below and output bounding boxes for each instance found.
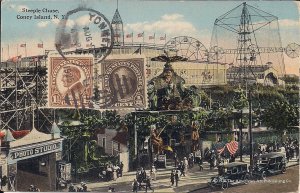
[97,128,117,155]
[226,63,285,86]
[112,131,128,156]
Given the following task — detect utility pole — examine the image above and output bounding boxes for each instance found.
[239,110,243,162]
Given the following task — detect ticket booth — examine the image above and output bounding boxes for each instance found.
[1,126,63,192]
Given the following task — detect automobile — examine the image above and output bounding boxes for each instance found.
[252,152,286,179]
[208,162,251,190]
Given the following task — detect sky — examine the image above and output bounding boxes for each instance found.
[1,0,299,74]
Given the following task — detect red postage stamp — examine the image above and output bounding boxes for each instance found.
[48,56,93,108]
[102,58,146,109]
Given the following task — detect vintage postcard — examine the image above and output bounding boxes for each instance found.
[0,0,299,192]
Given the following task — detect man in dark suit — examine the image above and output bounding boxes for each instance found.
[61,66,86,104]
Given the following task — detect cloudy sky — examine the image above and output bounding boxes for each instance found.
[1,0,299,74]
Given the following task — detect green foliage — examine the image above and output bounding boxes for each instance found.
[205,108,233,131]
[262,100,299,133]
[282,75,299,84]
[232,88,248,109]
[58,109,122,172]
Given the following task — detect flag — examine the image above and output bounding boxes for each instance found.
[160,34,166,40]
[137,32,144,38]
[37,43,43,48]
[126,33,133,38]
[149,34,155,40]
[164,146,173,152]
[215,142,226,154]
[7,55,21,63]
[86,43,93,48]
[133,44,142,54]
[20,44,26,47]
[133,47,141,54]
[226,141,239,155]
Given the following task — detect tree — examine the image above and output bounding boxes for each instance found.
[262,100,298,133]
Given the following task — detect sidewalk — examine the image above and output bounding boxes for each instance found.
[71,155,299,192]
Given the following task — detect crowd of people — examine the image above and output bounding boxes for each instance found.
[132,167,155,192]
[67,162,124,192]
[68,182,88,192]
[28,185,40,192]
[254,138,299,164]
[98,162,124,182]
[65,137,298,192]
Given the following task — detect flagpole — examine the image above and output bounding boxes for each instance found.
[154,33,156,45]
[165,34,167,44]
[17,44,19,56]
[131,32,133,46]
[1,47,3,62]
[143,32,144,45]
[41,41,44,55]
[8,44,10,59]
[25,42,27,57]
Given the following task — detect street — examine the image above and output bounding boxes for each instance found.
[191,165,299,193]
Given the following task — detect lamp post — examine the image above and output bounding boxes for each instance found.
[233,108,250,162]
[239,109,243,162]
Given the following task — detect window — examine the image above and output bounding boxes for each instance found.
[118,143,121,151]
[232,167,238,174]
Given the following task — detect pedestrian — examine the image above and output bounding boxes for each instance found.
[68,183,76,192]
[81,182,88,192]
[175,170,179,187]
[209,155,214,170]
[174,151,178,167]
[106,165,112,181]
[150,165,157,181]
[188,153,194,168]
[145,177,153,192]
[141,167,147,182]
[119,161,124,177]
[183,157,188,174]
[295,145,299,159]
[132,179,138,193]
[113,165,118,180]
[198,155,203,171]
[286,147,290,162]
[290,145,295,159]
[229,154,235,162]
[179,161,185,177]
[108,186,115,192]
[170,170,175,186]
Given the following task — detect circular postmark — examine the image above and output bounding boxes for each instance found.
[55,7,113,64]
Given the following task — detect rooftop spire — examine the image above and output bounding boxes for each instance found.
[112,8,123,24]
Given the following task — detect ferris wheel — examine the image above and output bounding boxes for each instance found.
[164,36,208,62]
[285,43,300,58]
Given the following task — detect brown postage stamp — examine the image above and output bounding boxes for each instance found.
[48,56,93,108]
[102,58,146,109]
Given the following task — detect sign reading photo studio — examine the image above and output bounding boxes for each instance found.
[8,141,62,164]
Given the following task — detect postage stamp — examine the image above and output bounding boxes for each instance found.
[101,58,146,109]
[55,7,113,64]
[48,55,93,108]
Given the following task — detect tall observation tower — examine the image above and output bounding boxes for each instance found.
[112,1,124,46]
[209,2,286,86]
